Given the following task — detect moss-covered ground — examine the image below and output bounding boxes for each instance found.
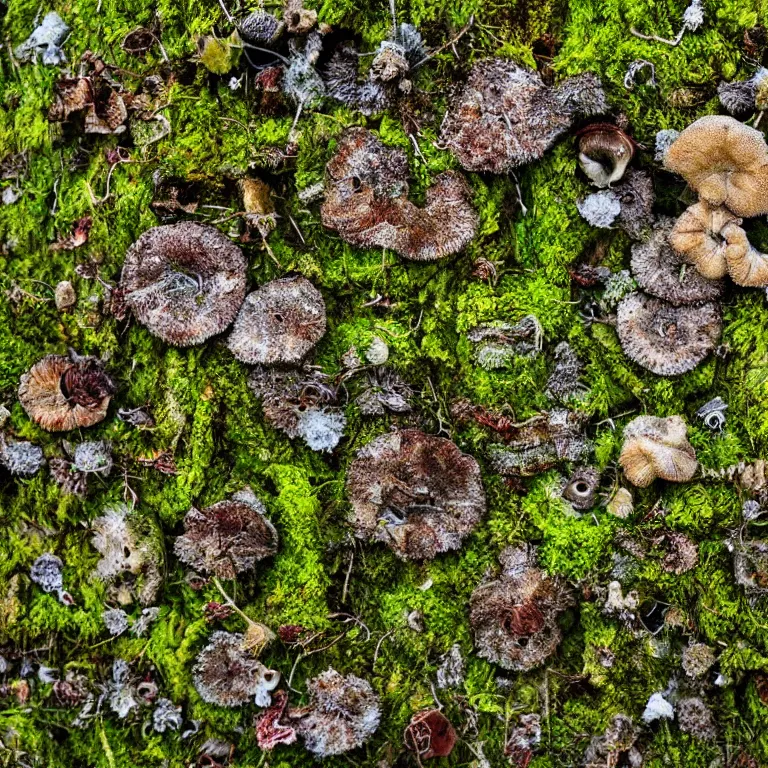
[2,0,768,765]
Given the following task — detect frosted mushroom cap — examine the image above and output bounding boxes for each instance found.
[619,415,697,487]
[616,292,722,376]
[121,222,247,346]
[664,115,768,218]
[227,277,326,365]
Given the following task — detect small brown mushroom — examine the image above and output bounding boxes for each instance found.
[440,58,607,173]
[346,429,486,560]
[668,202,745,280]
[577,123,636,188]
[664,115,768,218]
[18,351,115,432]
[321,128,477,261]
[616,292,722,376]
[404,709,457,760]
[227,277,326,365]
[631,217,724,304]
[121,222,247,347]
[619,415,697,487]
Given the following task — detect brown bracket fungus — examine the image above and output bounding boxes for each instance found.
[321,127,477,261]
[619,415,697,488]
[18,351,115,432]
[440,58,607,173]
[663,115,768,218]
[631,217,724,304]
[121,222,247,346]
[576,123,636,188]
[346,429,486,560]
[174,489,278,579]
[469,545,574,671]
[291,668,381,757]
[227,277,326,365]
[616,292,722,376]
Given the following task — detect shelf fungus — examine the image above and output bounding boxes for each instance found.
[227,277,326,365]
[18,351,115,432]
[576,123,636,188]
[664,115,768,218]
[121,222,247,346]
[193,632,279,708]
[631,217,724,304]
[469,545,574,671]
[346,429,486,560]
[619,415,697,488]
[174,489,278,579]
[616,292,722,376]
[291,668,381,757]
[404,709,457,760]
[440,58,607,173]
[321,127,477,261]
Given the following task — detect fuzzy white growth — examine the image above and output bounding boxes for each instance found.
[91,505,143,583]
[642,692,674,723]
[153,698,183,732]
[296,407,346,452]
[654,129,680,161]
[14,12,69,65]
[1,439,45,476]
[103,608,130,637]
[577,190,621,228]
[30,553,64,593]
[71,440,112,474]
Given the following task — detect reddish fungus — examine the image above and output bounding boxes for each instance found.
[174,489,278,579]
[121,222,247,346]
[227,277,326,366]
[18,351,114,432]
[404,709,457,760]
[321,128,477,261]
[469,545,573,672]
[440,58,607,173]
[346,429,486,560]
[255,690,297,750]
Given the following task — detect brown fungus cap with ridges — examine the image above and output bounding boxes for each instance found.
[619,415,697,488]
[18,351,115,432]
[321,128,477,261]
[664,115,768,218]
[346,429,486,561]
[725,229,768,286]
[227,277,326,365]
[577,122,636,188]
[616,292,722,376]
[669,202,745,280]
[631,217,724,304]
[121,222,247,347]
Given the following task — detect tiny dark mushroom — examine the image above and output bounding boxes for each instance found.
[346,429,486,560]
[612,169,655,241]
[576,122,636,188]
[664,115,768,218]
[321,128,477,261]
[322,44,389,115]
[469,545,574,672]
[174,489,278,579]
[193,631,279,708]
[505,713,541,765]
[290,668,381,757]
[655,530,699,574]
[18,351,115,432]
[631,217,724,305]
[121,222,247,347]
[729,536,768,596]
[562,466,600,510]
[619,415,697,488]
[255,690,297,750]
[238,11,284,44]
[404,709,457,760]
[616,292,722,376]
[227,277,326,366]
[440,58,607,173]
[583,714,641,768]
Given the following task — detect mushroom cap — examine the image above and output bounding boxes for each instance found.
[577,123,635,188]
[121,222,247,346]
[669,202,745,280]
[346,429,486,560]
[664,115,768,217]
[321,128,477,260]
[631,217,724,304]
[404,710,457,759]
[18,354,114,432]
[616,292,722,376]
[723,227,768,287]
[440,59,606,172]
[174,491,278,579]
[227,277,326,365]
[619,415,697,487]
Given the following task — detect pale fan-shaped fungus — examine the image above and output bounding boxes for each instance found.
[346,429,486,560]
[121,222,247,346]
[619,415,697,488]
[321,128,477,260]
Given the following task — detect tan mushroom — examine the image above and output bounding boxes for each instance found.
[723,226,768,287]
[668,202,745,279]
[664,115,768,218]
[619,415,697,488]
